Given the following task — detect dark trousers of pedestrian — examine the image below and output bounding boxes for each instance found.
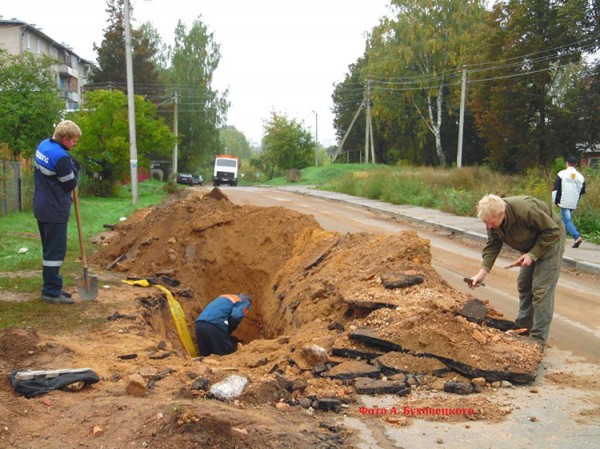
[195,321,234,356]
[37,221,68,297]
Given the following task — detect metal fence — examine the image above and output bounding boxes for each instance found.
[1,160,22,215]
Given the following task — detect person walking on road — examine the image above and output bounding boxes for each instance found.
[195,293,253,356]
[33,120,81,304]
[553,156,586,248]
[468,194,565,344]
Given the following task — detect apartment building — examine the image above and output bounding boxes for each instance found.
[0,17,94,112]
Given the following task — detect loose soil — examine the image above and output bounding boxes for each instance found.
[0,188,564,448]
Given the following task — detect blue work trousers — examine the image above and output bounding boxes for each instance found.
[37,221,68,297]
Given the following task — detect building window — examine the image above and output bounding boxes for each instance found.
[25,32,31,49]
[36,38,41,54]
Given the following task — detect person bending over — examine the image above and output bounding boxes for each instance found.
[468,194,564,343]
[195,293,253,356]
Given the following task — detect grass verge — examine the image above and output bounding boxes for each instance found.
[0,178,170,329]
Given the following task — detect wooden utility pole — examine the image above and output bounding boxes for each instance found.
[124,0,138,205]
[457,67,467,168]
[171,90,178,181]
[331,99,365,163]
[332,79,376,164]
[365,80,371,163]
[364,79,375,164]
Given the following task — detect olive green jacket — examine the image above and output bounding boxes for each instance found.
[481,196,564,272]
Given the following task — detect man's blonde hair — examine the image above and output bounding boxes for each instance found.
[52,120,81,140]
[477,194,506,221]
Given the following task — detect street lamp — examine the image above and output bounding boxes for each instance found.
[312,110,318,167]
[124,0,138,204]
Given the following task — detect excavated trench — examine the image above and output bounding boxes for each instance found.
[90,188,544,388]
[91,188,330,346]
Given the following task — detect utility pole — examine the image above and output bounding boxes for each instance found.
[364,79,375,164]
[312,110,318,167]
[172,90,178,182]
[365,80,371,163]
[457,67,467,168]
[124,0,138,204]
[331,99,365,163]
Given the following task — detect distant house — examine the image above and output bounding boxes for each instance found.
[576,143,600,168]
[0,17,94,112]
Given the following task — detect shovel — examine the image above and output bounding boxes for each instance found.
[73,187,98,300]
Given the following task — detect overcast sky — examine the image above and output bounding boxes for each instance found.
[2,0,392,146]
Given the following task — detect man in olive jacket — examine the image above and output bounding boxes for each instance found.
[468,194,565,343]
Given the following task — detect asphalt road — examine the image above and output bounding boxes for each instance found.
[222,185,600,449]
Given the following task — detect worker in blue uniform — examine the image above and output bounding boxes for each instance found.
[195,294,253,356]
[33,120,81,304]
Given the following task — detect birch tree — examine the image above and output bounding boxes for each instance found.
[366,0,485,166]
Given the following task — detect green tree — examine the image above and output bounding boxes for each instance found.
[90,0,163,93]
[469,0,590,173]
[163,18,228,172]
[261,112,313,177]
[0,50,64,158]
[220,126,252,160]
[69,89,175,194]
[366,0,486,167]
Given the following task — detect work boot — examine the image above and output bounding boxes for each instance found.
[42,294,74,304]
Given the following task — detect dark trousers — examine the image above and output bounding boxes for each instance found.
[195,321,234,356]
[37,221,68,297]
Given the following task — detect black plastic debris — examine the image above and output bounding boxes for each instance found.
[9,368,100,398]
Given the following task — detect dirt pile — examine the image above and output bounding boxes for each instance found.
[91,188,542,385]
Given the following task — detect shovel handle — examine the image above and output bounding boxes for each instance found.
[73,187,88,268]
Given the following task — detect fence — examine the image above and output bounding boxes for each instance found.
[1,159,22,215]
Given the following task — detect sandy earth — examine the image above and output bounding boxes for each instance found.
[0,188,598,448]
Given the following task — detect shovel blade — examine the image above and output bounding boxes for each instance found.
[77,274,99,301]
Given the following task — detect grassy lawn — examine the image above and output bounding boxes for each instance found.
[0,179,170,330]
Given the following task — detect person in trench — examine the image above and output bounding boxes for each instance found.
[194,293,252,356]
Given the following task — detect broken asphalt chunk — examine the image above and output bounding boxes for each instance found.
[354,378,411,396]
[316,398,342,413]
[160,275,180,287]
[324,360,381,380]
[381,273,424,289]
[443,381,475,395]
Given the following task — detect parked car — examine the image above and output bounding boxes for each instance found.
[176,173,194,186]
[192,174,204,185]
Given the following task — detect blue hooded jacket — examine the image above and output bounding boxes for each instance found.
[33,138,78,223]
[196,294,252,334]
